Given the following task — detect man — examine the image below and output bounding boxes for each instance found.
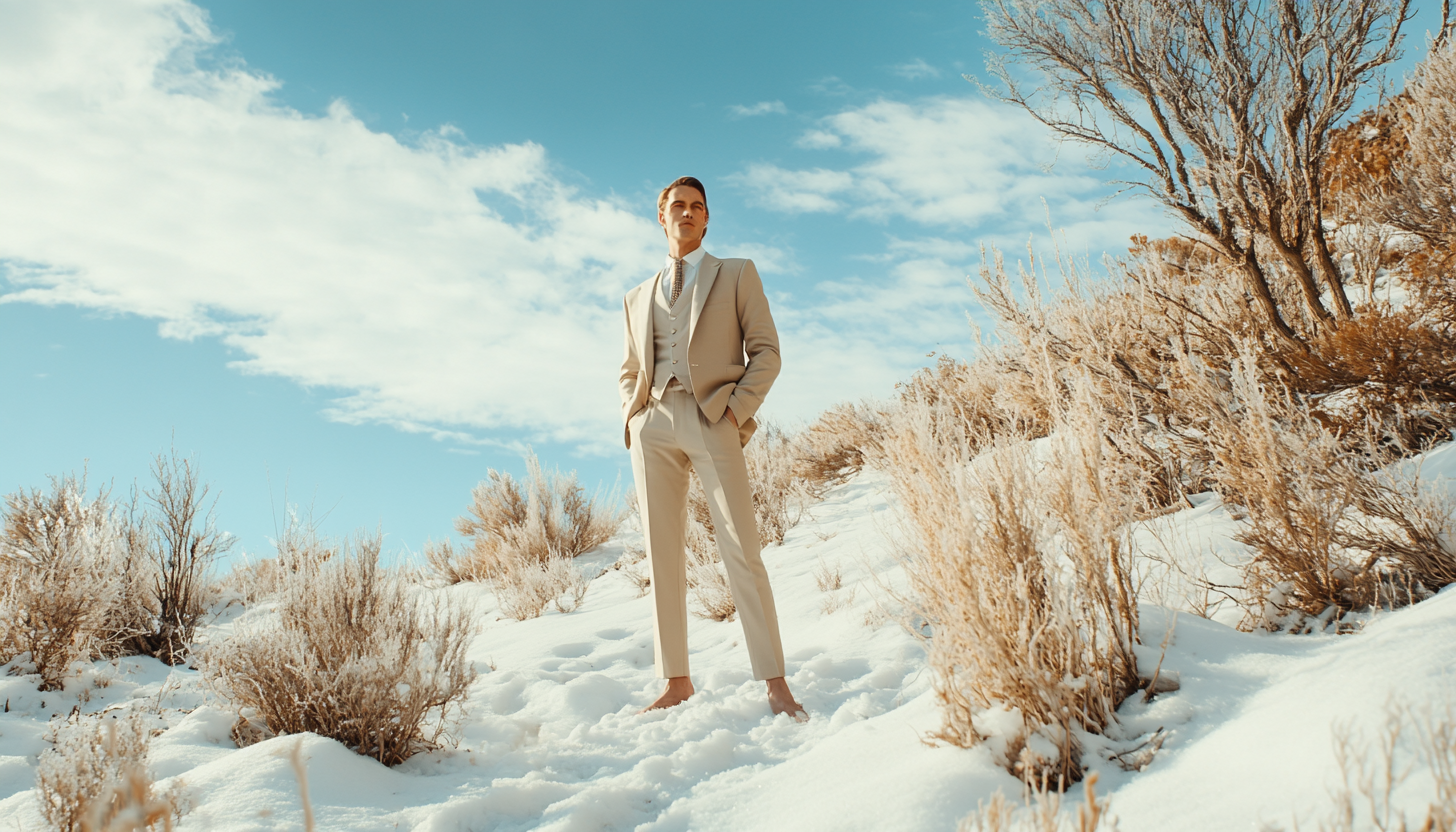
[619,176,806,720]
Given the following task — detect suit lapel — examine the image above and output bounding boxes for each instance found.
[690,253,721,336]
[635,271,661,371]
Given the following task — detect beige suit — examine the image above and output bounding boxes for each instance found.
[619,253,786,680]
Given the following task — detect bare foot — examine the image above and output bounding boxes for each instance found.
[640,676,695,713]
[766,677,807,722]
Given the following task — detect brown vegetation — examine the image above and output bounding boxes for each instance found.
[431,450,623,619]
[791,402,888,493]
[685,517,736,622]
[960,772,1115,832]
[875,383,1142,786]
[686,422,810,551]
[132,448,232,664]
[1284,308,1456,447]
[1265,702,1456,832]
[35,711,179,832]
[205,533,476,766]
[451,451,621,576]
[0,475,149,690]
[1181,351,1456,629]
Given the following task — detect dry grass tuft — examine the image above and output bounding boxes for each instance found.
[876,386,1142,787]
[813,558,843,592]
[687,422,810,551]
[0,475,148,690]
[35,711,179,832]
[685,518,735,622]
[204,533,476,766]
[743,423,809,546]
[1266,702,1456,832]
[434,451,622,619]
[1181,349,1456,629]
[1346,42,1456,259]
[611,545,652,598]
[490,549,590,620]
[450,450,623,578]
[959,772,1115,832]
[792,402,888,494]
[1283,309,1456,446]
[212,556,287,607]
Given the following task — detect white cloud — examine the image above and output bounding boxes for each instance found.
[764,252,985,424]
[712,243,800,276]
[722,98,1181,424]
[732,97,1173,257]
[795,129,842,149]
[728,164,855,214]
[0,0,663,453]
[728,100,787,118]
[892,58,942,80]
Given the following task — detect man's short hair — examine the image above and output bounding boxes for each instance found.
[658,176,709,218]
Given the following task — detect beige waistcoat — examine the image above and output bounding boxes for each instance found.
[649,278,695,398]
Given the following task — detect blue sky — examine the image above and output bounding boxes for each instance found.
[0,0,1445,562]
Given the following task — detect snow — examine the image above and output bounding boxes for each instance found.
[2,454,1454,830]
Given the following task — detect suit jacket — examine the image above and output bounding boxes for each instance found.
[619,253,781,449]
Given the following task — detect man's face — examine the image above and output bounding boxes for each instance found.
[659,185,708,246]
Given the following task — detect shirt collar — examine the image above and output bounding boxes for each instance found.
[666,247,708,270]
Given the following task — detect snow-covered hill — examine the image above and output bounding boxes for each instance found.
[3,447,1455,831]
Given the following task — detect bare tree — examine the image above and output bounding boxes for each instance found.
[139,448,233,664]
[979,0,1412,345]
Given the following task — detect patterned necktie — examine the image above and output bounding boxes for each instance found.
[670,257,684,306]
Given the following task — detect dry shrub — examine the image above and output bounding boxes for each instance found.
[1268,702,1456,832]
[1354,42,1456,257]
[896,351,1046,448]
[422,538,464,584]
[204,533,476,766]
[791,402,889,493]
[1284,308,1456,446]
[876,386,1141,788]
[212,556,287,607]
[132,449,232,664]
[921,230,1453,637]
[436,451,621,617]
[685,517,735,622]
[742,422,805,546]
[964,238,1272,512]
[1402,245,1456,327]
[960,772,1115,832]
[35,711,179,832]
[435,450,622,619]
[0,476,149,690]
[610,545,651,598]
[1330,42,1456,328]
[686,422,809,550]
[490,549,590,620]
[452,451,622,576]
[429,536,591,622]
[1180,349,1456,629]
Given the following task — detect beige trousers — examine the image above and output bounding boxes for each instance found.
[628,385,786,681]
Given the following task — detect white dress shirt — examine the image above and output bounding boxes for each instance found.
[661,246,707,305]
